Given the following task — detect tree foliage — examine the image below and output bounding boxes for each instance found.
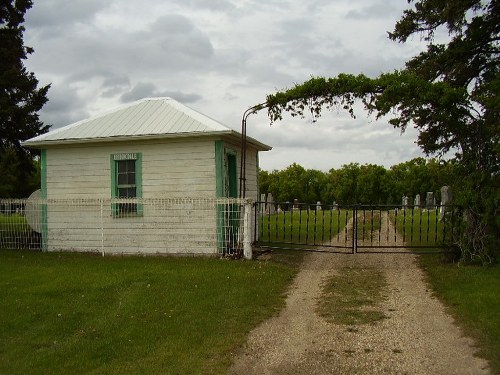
[264,0,499,260]
[1,0,50,197]
[0,147,40,197]
[260,158,454,206]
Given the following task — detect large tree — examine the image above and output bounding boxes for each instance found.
[265,0,499,261]
[0,0,50,197]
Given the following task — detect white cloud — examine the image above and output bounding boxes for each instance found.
[22,0,429,171]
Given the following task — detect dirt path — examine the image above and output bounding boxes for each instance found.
[230,214,491,375]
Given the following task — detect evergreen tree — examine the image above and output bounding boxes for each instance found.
[0,0,50,197]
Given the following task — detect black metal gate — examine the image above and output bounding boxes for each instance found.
[253,202,461,254]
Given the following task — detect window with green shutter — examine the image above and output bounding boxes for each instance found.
[111,153,143,217]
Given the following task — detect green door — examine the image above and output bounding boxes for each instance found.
[225,153,238,198]
[215,142,240,255]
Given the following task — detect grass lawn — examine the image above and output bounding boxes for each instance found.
[0,214,40,249]
[418,255,500,374]
[0,249,304,375]
[258,209,351,246]
[391,208,461,247]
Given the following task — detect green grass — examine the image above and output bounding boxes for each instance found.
[0,214,40,249]
[0,250,303,375]
[418,256,500,374]
[0,213,31,234]
[317,267,388,326]
[355,210,381,240]
[258,209,351,246]
[391,208,461,247]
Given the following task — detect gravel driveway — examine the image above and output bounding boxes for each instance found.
[230,216,491,375]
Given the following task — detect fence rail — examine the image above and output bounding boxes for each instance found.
[0,198,253,257]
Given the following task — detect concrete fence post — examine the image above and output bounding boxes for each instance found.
[243,200,252,260]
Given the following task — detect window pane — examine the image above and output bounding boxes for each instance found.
[118,187,136,198]
[118,173,128,185]
[118,188,128,198]
[126,160,135,172]
[127,172,136,185]
[117,161,127,173]
[127,187,136,198]
[116,160,136,187]
[117,160,136,173]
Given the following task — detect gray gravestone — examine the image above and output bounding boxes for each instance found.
[316,201,322,211]
[414,194,421,207]
[439,186,452,219]
[426,192,434,208]
[402,195,409,208]
[293,198,299,210]
[267,193,275,214]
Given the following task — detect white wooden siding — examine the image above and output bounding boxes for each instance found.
[43,137,262,255]
[46,138,217,199]
[45,138,217,254]
[244,147,259,201]
[45,199,219,254]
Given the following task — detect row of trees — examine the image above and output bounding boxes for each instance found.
[259,158,457,206]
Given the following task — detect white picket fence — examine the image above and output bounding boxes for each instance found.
[0,198,253,258]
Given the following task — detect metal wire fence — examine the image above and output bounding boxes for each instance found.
[0,198,253,257]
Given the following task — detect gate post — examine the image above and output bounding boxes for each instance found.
[353,205,358,254]
[243,200,252,260]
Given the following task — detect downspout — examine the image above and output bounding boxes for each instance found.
[239,103,266,198]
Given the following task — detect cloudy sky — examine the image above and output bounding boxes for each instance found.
[23,0,430,172]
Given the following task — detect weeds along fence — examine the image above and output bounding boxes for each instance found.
[0,198,253,258]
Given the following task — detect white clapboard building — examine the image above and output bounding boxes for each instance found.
[23,97,270,255]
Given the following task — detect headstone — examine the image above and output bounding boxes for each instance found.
[267,193,276,214]
[414,194,421,207]
[439,186,452,219]
[332,201,338,210]
[426,192,434,209]
[402,195,409,208]
[260,194,266,214]
[316,201,322,211]
[293,198,299,210]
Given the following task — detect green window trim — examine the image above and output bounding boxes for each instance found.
[215,141,224,198]
[40,149,47,199]
[40,149,48,251]
[110,153,143,217]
